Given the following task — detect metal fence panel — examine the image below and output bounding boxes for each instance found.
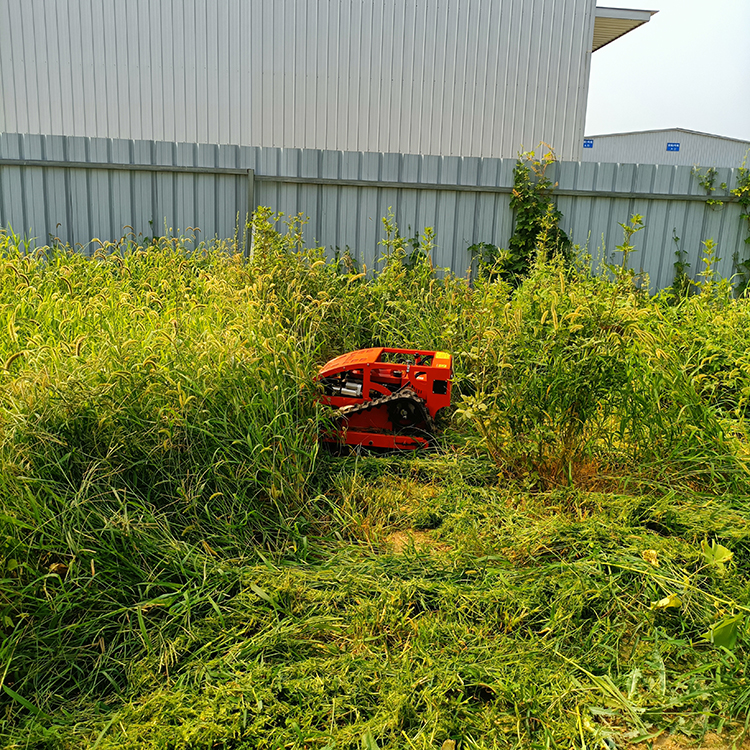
[552,161,743,287]
[1,132,748,291]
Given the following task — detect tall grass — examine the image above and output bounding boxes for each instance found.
[456,252,747,490]
[0,214,749,748]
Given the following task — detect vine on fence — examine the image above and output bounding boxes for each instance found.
[670,228,692,301]
[691,163,750,295]
[692,166,728,207]
[466,155,748,294]
[468,147,570,286]
[731,166,750,295]
[507,148,571,283]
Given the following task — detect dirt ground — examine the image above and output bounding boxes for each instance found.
[386,529,451,553]
[631,733,750,749]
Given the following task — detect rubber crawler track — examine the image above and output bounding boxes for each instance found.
[336,388,435,436]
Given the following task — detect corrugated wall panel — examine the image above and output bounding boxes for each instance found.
[582,130,750,168]
[2,133,748,291]
[0,0,596,161]
[553,160,743,287]
[0,134,249,252]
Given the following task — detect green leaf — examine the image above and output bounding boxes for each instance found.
[250,583,274,604]
[136,607,151,654]
[702,614,744,650]
[701,540,733,573]
[651,593,681,610]
[2,685,50,719]
[91,716,118,750]
[361,732,380,750]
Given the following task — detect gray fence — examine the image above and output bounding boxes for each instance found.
[0,132,747,291]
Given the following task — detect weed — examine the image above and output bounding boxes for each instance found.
[505,148,571,286]
[731,165,750,295]
[670,228,692,301]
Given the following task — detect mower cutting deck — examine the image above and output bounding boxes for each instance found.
[317,347,452,450]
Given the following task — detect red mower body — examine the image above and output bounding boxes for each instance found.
[317,347,452,450]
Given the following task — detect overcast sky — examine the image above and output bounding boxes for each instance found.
[585,0,750,142]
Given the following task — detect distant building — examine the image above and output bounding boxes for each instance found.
[0,0,654,162]
[581,128,750,167]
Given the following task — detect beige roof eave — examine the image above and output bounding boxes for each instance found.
[593,6,657,52]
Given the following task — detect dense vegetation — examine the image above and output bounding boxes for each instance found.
[0,210,749,749]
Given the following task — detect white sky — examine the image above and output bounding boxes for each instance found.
[585,0,750,141]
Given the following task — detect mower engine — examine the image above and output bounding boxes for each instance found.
[316,347,452,450]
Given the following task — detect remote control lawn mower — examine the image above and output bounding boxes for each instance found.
[316,347,452,450]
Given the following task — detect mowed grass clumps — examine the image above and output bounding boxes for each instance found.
[0,214,749,750]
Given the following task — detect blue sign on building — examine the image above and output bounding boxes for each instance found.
[667,142,680,152]
[583,139,594,148]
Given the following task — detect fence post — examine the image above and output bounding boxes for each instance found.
[245,168,255,259]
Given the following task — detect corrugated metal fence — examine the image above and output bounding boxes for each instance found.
[0,133,747,291]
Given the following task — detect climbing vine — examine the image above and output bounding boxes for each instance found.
[691,166,728,207]
[469,147,570,286]
[691,163,750,295]
[507,148,571,284]
[670,228,692,301]
[731,166,750,295]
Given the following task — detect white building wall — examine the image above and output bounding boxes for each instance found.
[581,129,750,167]
[0,0,597,161]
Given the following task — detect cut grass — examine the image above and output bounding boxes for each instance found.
[5,461,749,750]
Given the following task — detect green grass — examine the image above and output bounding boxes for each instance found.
[0,215,749,749]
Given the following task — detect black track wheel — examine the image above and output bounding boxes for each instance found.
[387,398,422,429]
[386,396,434,446]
